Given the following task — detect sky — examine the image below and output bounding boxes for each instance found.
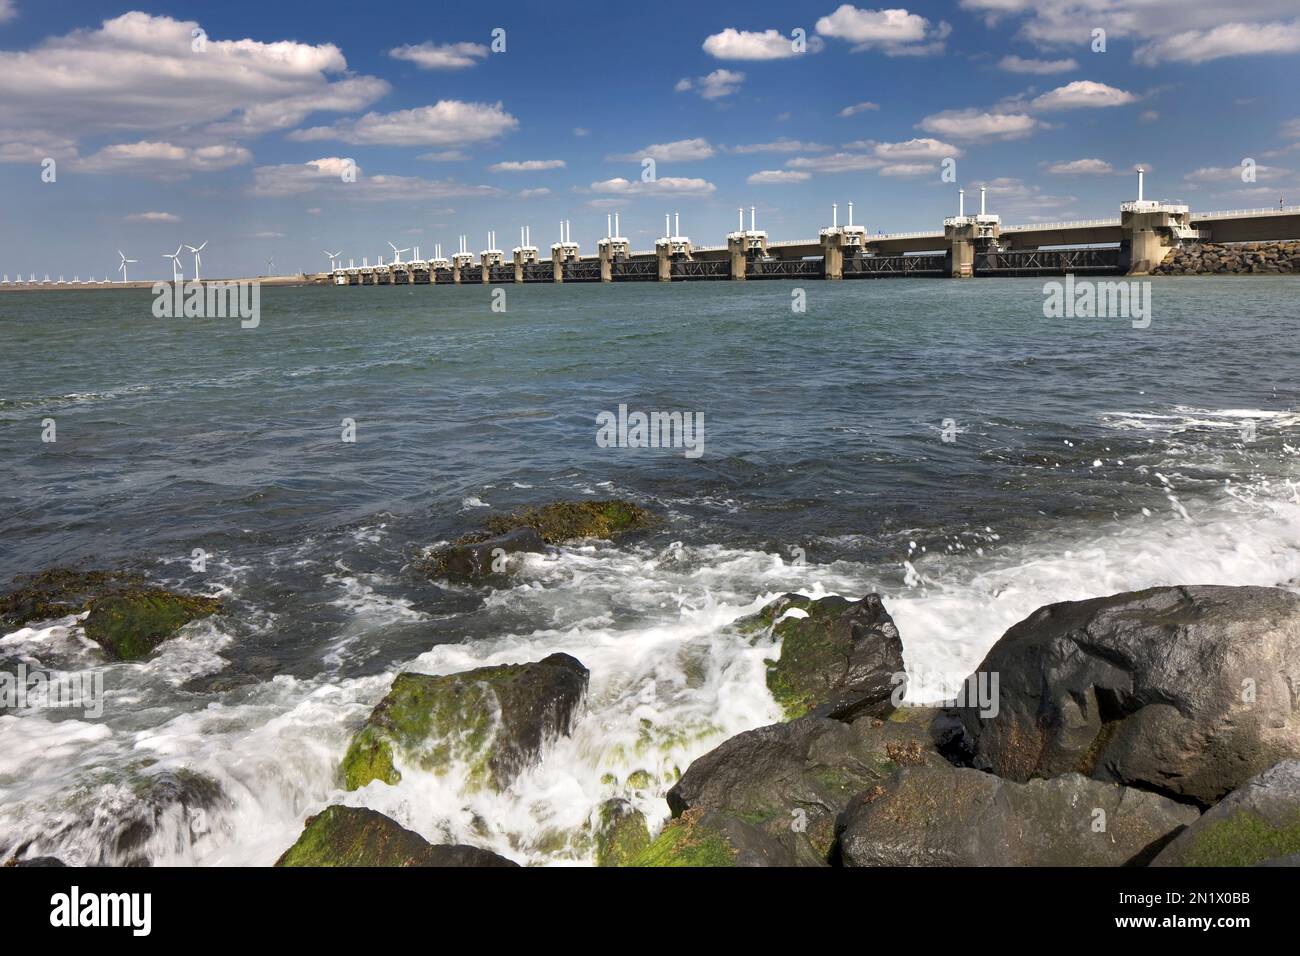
[0,0,1298,280]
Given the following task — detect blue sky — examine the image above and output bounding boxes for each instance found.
[1,0,1298,279]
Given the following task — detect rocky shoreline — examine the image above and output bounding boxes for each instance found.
[5,501,1300,868]
[1154,240,1300,275]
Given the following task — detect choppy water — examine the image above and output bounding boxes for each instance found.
[2,277,1299,865]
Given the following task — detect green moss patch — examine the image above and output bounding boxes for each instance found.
[481,500,654,544]
[83,590,221,661]
[627,811,738,867]
[1182,811,1300,867]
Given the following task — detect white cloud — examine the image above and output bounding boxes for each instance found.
[1185,164,1291,183]
[609,138,716,162]
[573,127,590,137]
[0,13,387,139]
[730,139,829,154]
[124,211,181,223]
[872,137,962,160]
[517,188,552,199]
[786,152,883,173]
[287,101,518,147]
[918,109,1042,141]
[250,157,503,201]
[998,55,1077,74]
[75,141,253,177]
[588,176,716,196]
[839,101,880,117]
[389,41,488,70]
[1135,21,1300,65]
[675,69,746,100]
[0,128,77,163]
[1031,80,1137,111]
[1139,110,1160,124]
[702,28,824,60]
[0,0,14,24]
[816,5,950,56]
[747,169,811,184]
[980,176,1079,221]
[879,163,935,178]
[1044,158,1116,175]
[417,150,471,162]
[489,159,566,172]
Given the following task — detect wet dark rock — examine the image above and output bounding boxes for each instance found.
[480,499,654,544]
[421,528,547,581]
[839,766,1198,867]
[4,856,67,867]
[341,652,589,792]
[627,808,807,867]
[1152,760,1300,867]
[739,592,905,721]
[275,806,518,867]
[952,586,1300,806]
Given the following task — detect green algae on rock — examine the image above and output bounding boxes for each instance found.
[84,590,221,661]
[341,652,589,792]
[594,798,651,867]
[275,805,517,867]
[627,808,798,867]
[740,592,905,722]
[481,499,654,544]
[1,568,146,631]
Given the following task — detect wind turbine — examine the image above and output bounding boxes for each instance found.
[387,241,409,264]
[186,241,207,282]
[163,244,184,282]
[118,250,137,284]
[266,257,274,276]
[324,249,342,270]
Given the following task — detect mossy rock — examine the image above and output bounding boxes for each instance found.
[481,500,654,544]
[83,590,221,661]
[627,809,793,867]
[340,653,589,793]
[0,568,146,631]
[595,798,651,866]
[419,528,547,582]
[739,592,905,722]
[275,806,517,867]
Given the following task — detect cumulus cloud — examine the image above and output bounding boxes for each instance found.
[1135,21,1300,65]
[287,101,518,147]
[702,28,824,59]
[587,176,716,196]
[1044,158,1116,175]
[489,159,565,172]
[998,55,1077,74]
[816,5,950,56]
[1031,80,1137,110]
[729,139,829,154]
[389,41,488,70]
[674,69,746,99]
[0,128,77,163]
[1184,164,1291,183]
[609,138,716,162]
[786,152,884,173]
[871,137,962,159]
[124,211,182,223]
[75,141,253,177]
[0,13,387,140]
[250,157,503,201]
[747,169,811,184]
[879,163,935,178]
[917,109,1042,141]
[839,101,880,117]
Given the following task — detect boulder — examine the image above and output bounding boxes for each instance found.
[839,766,1198,866]
[4,856,66,867]
[481,499,654,544]
[341,653,589,792]
[1152,761,1300,867]
[741,592,905,721]
[421,528,546,581]
[627,808,805,867]
[667,709,948,861]
[594,798,651,867]
[953,586,1300,805]
[275,806,517,867]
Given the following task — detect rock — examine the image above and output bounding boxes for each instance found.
[840,766,1198,867]
[421,528,546,581]
[953,585,1300,806]
[594,798,651,867]
[627,808,801,867]
[341,652,589,792]
[741,592,905,721]
[1152,761,1300,866]
[4,856,66,867]
[667,710,948,861]
[83,589,221,661]
[275,806,517,867]
[481,499,654,544]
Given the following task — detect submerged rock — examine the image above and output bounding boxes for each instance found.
[0,568,220,660]
[1152,761,1300,867]
[667,710,948,862]
[481,499,654,544]
[741,593,905,721]
[421,528,547,581]
[594,798,651,867]
[341,653,589,792]
[839,766,1198,867]
[275,806,517,867]
[952,586,1300,805]
[627,808,802,867]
